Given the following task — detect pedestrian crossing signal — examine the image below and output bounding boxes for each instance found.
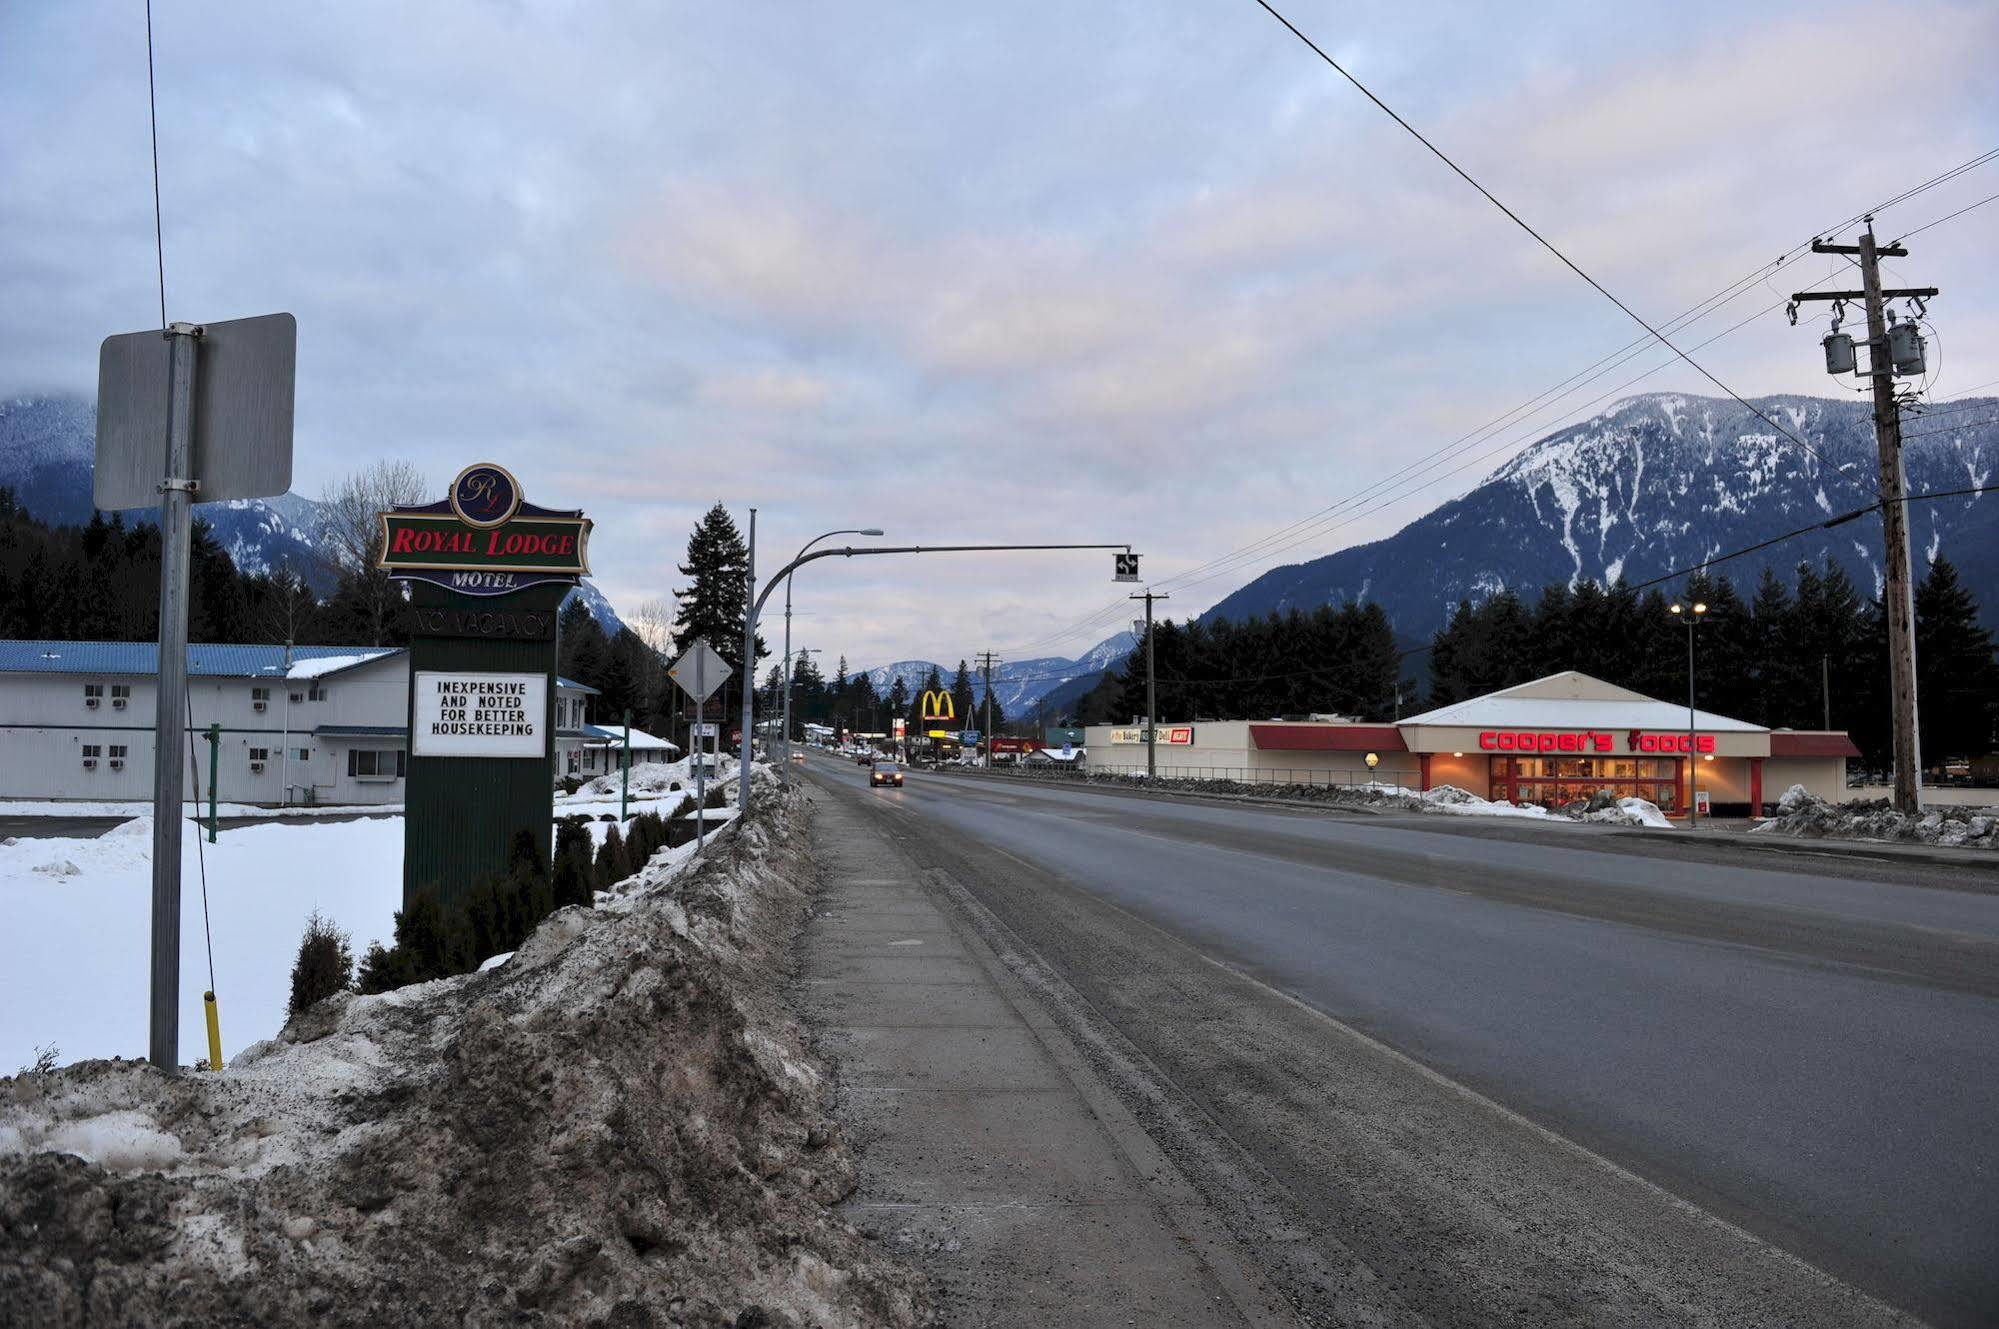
[1114,552,1140,582]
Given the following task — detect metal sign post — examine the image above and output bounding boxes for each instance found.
[668,640,732,852]
[97,311,296,1074]
[148,324,197,1073]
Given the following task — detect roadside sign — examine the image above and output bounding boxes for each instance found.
[411,671,547,758]
[95,312,296,510]
[691,722,719,738]
[668,639,732,701]
[1114,552,1140,582]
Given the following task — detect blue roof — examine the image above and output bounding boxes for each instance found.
[0,641,402,678]
[313,724,408,738]
[557,676,598,694]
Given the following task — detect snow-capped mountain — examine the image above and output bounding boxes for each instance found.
[0,392,628,635]
[861,629,1138,721]
[1199,392,1998,637]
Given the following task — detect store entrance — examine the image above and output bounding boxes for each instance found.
[1492,755,1682,814]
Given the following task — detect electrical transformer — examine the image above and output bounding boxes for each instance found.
[1887,321,1927,377]
[1822,332,1857,376]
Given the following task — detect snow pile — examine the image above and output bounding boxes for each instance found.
[0,779,931,1327]
[565,756,739,801]
[1014,769,1675,828]
[1751,784,1999,849]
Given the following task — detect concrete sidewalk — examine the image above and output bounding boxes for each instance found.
[799,791,1283,1327]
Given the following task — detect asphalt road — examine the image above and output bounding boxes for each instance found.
[800,753,1999,1328]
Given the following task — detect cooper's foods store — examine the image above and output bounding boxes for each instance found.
[1084,672,1859,817]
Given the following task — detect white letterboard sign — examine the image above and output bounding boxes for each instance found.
[412,671,548,758]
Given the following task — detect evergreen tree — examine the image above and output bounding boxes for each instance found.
[670,502,767,675]
[949,661,977,731]
[1915,557,1999,763]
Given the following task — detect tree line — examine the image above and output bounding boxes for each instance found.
[1071,557,1998,768]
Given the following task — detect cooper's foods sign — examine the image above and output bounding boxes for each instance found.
[412,671,548,758]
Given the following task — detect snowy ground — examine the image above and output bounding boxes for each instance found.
[0,787,754,1076]
[0,816,406,1075]
[0,778,932,1326]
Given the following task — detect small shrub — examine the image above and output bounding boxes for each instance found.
[16,1043,58,1076]
[703,783,729,810]
[288,910,355,1015]
[557,775,585,796]
[596,824,628,885]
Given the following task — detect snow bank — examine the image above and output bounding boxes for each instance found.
[0,776,932,1327]
[1023,770,1676,829]
[1752,784,1999,849]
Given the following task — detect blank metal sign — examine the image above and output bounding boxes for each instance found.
[94,311,296,511]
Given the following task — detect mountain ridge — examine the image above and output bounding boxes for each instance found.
[1198,392,1998,638]
[0,393,628,636]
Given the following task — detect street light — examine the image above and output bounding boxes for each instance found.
[782,528,884,779]
[1668,600,1708,825]
[783,647,821,761]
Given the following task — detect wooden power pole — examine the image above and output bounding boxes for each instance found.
[1129,590,1169,780]
[976,650,1000,765]
[1793,219,1937,813]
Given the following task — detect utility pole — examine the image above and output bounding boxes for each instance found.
[738,508,756,815]
[1129,590,1168,780]
[1793,221,1936,813]
[976,651,1001,767]
[1822,653,1831,732]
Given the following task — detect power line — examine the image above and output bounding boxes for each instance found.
[1248,0,1873,498]
[1892,188,1999,243]
[144,0,167,329]
[998,155,1999,658]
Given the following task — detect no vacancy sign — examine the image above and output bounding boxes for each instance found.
[412,670,548,758]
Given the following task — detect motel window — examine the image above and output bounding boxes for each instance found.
[83,683,103,704]
[109,745,128,759]
[251,687,270,703]
[249,748,270,763]
[110,684,130,700]
[308,683,327,702]
[290,691,305,704]
[347,749,407,779]
[81,744,102,762]
[295,747,311,762]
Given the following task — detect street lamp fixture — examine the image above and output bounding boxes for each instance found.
[1669,601,1709,825]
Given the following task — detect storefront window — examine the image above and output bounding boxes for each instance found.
[1494,756,1682,814]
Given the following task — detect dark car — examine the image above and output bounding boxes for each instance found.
[855,752,875,766]
[869,761,904,788]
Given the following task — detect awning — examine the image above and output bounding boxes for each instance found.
[1250,724,1407,752]
[312,725,408,739]
[1769,732,1862,758]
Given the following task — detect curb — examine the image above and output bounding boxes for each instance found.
[1614,825,1999,874]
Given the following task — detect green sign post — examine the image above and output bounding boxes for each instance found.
[380,463,592,910]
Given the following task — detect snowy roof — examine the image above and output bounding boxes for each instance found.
[0,640,400,679]
[1399,670,1763,733]
[557,676,599,695]
[286,652,393,680]
[583,724,679,752]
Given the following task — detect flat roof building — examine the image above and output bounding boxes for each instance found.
[1085,671,1859,818]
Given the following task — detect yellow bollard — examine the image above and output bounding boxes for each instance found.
[203,991,223,1072]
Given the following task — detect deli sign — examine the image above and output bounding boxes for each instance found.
[1477,729,1716,754]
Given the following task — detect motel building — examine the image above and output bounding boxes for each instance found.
[0,640,605,807]
[1084,671,1860,818]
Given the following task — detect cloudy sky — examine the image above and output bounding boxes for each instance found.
[4,1,1995,670]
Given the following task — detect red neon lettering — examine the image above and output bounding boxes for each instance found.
[390,527,416,554]
[1536,733,1556,752]
[1479,732,1498,750]
[1592,732,1613,752]
[1558,732,1579,752]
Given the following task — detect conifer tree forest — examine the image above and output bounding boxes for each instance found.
[6,485,1994,767]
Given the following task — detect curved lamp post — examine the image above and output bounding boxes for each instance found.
[782,528,883,781]
[1669,600,1709,825]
